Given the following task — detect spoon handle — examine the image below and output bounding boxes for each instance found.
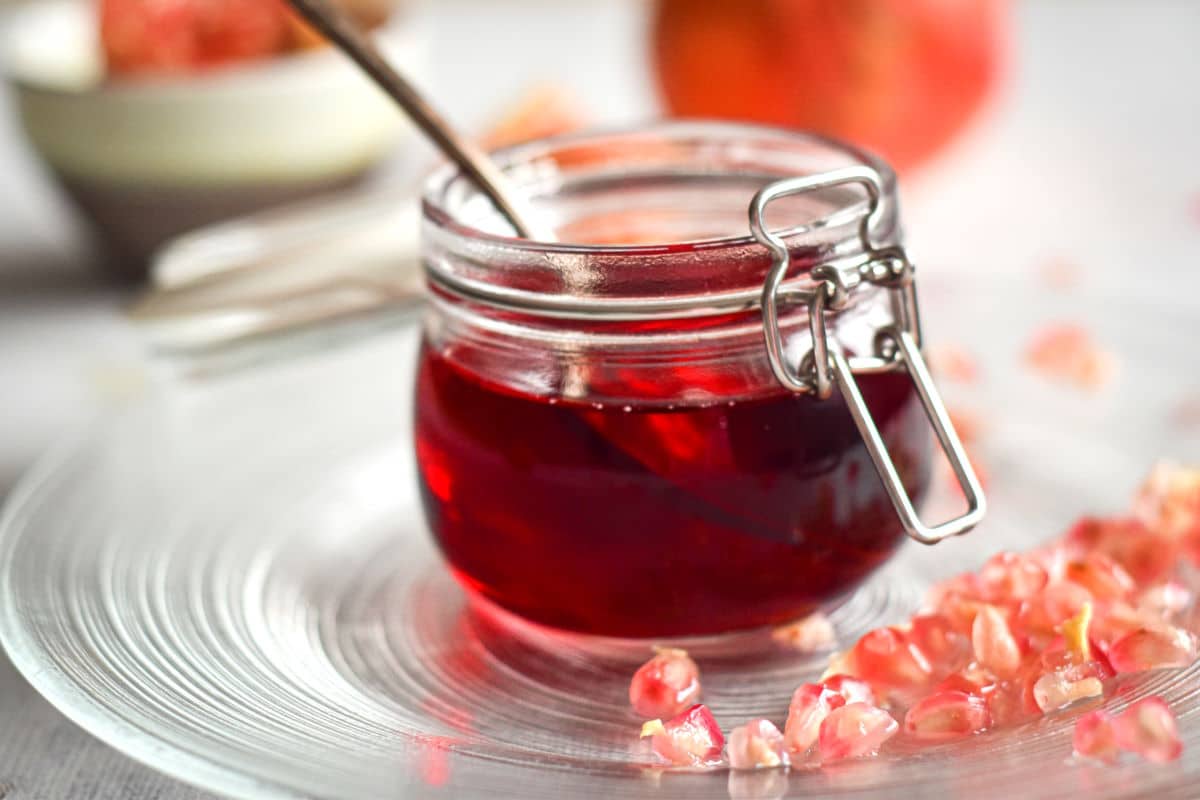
[286,0,551,240]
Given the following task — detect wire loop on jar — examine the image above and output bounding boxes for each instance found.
[750,169,985,545]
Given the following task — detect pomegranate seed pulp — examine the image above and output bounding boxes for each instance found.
[415,344,931,636]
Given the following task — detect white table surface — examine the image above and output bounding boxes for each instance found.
[0,1,1198,796]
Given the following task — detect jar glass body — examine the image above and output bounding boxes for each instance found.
[415,122,932,638]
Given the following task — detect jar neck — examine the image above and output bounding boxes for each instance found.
[421,122,900,325]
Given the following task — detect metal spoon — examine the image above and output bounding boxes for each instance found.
[286,0,553,241]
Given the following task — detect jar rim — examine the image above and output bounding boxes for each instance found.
[423,120,894,252]
[420,121,900,320]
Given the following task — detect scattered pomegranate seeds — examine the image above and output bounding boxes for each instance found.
[907,614,971,675]
[903,690,990,741]
[927,343,980,384]
[1039,258,1082,290]
[771,612,836,653]
[1138,581,1192,618]
[822,675,876,706]
[1063,516,1175,586]
[1024,323,1117,390]
[726,719,788,770]
[830,627,932,700]
[1060,602,1093,660]
[1135,462,1200,541]
[479,83,586,151]
[1032,670,1103,712]
[641,704,725,766]
[1112,697,1183,764]
[971,605,1021,678]
[1107,626,1197,673]
[783,683,845,755]
[946,406,984,444]
[1065,554,1136,601]
[629,648,701,719]
[818,703,899,762]
[1073,710,1119,763]
[978,552,1048,602]
[629,464,1200,772]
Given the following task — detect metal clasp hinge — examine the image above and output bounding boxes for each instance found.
[749,167,986,545]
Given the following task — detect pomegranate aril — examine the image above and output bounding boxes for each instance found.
[908,614,971,676]
[972,605,1021,678]
[978,552,1049,603]
[1064,554,1135,601]
[1032,671,1103,712]
[641,704,725,766]
[822,674,876,706]
[927,343,980,384]
[1060,602,1093,661]
[1038,649,1113,683]
[629,647,701,719]
[784,684,844,754]
[984,681,1030,727]
[1088,601,1147,649]
[842,627,933,697]
[1112,697,1183,763]
[935,663,999,698]
[1138,581,1192,618]
[1135,462,1200,540]
[726,719,788,770]
[1073,710,1119,764]
[1064,517,1175,586]
[1024,323,1116,390]
[1107,626,1197,673]
[479,83,585,152]
[903,690,990,741]
[1020,581,1093,636]
[818,703,898,762]
[771,612,835,653]
[926,572,982,610]
[935,592,992,634]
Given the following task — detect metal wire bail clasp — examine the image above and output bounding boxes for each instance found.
[749,167,986,545]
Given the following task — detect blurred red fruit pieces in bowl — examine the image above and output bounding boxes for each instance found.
[99,0,395,75]
[101,0,290,74]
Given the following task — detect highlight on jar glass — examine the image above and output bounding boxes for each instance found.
[413,121,985,638]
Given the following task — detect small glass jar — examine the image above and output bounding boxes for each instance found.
[415,122,979,638]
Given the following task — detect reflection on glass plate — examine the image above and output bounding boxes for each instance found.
[1,280,1198,799]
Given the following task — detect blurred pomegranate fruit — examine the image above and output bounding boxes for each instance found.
[651,0,1006,172]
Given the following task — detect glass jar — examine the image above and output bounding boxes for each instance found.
[415,121,981,638]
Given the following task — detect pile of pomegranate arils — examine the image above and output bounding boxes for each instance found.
[633,463,1200,771]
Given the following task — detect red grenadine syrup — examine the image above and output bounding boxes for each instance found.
[414,343,931,637]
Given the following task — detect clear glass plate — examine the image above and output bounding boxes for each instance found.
[2,278,1199,800]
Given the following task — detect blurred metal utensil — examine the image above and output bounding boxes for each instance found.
[285,0,552,241]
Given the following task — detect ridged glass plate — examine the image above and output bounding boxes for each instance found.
[2,280,1199,800]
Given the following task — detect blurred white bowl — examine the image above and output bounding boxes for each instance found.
[2,0,421,277]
